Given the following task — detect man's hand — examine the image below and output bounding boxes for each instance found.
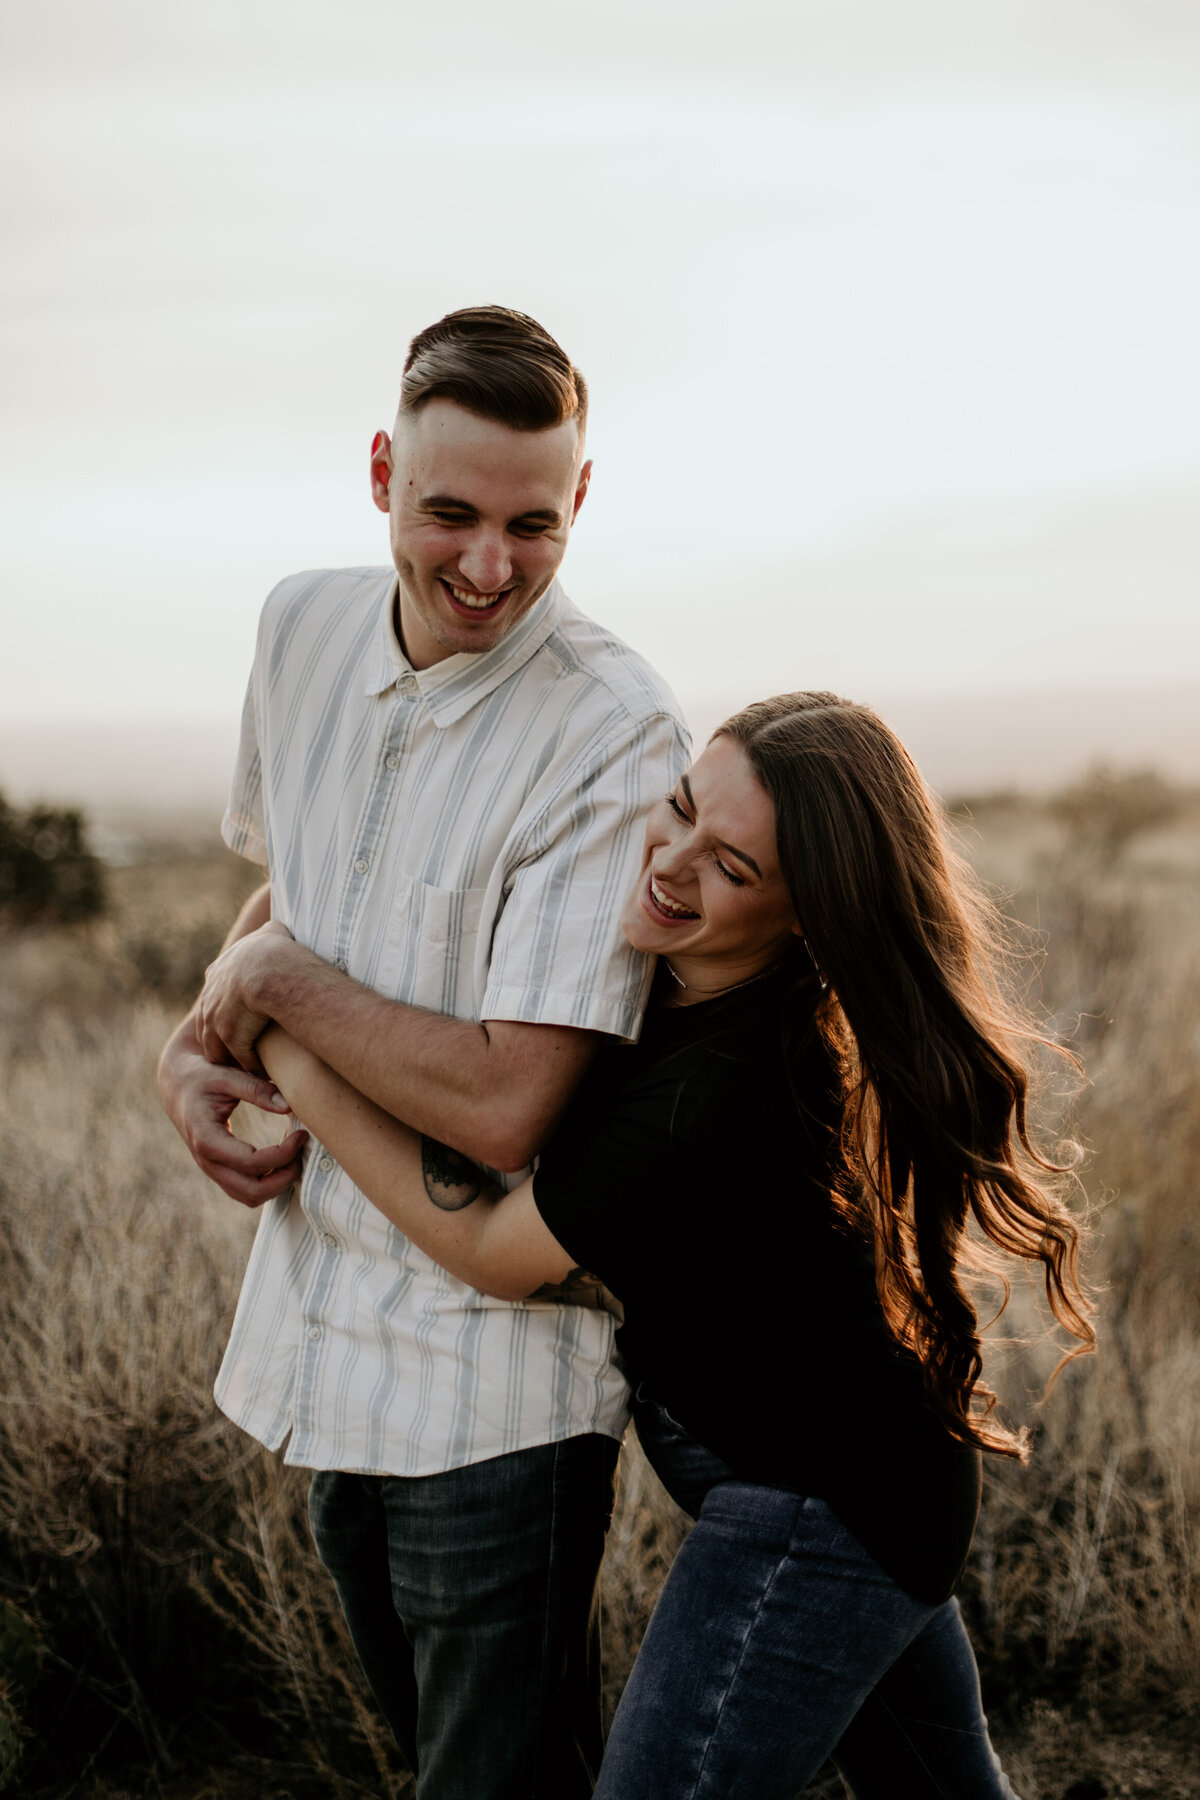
[197,914,598,1172]
[158,1012,307,1207]
[196,919,299,1073]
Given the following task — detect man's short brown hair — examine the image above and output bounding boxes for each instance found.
[400,306,587,437]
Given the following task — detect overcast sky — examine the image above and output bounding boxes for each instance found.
[2,0,1198,741]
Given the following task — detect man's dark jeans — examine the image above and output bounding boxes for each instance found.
[309,1433,620,1800]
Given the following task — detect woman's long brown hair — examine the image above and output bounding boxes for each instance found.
[716,693,1095,1457]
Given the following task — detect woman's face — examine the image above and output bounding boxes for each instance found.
[621,735,801,994]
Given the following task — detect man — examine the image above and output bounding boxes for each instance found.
[158,305,689,1800]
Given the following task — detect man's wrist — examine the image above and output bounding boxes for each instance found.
[247,934,318,1025]
[161,1009,202,1072]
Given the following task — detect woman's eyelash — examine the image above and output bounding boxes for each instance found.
[666,793,746,887]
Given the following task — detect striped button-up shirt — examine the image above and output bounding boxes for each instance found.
[214,566,690,1474]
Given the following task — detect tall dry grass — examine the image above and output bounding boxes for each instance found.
[0,1004,382,1791]
[945,781,1200,1797]
[0,785,1197,1798]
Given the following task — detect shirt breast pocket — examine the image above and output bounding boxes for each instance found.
[381,875,491,1016]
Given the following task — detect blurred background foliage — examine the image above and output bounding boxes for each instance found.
[0,793,105,926]
[0,771,1198,1797]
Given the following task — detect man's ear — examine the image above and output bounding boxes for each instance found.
[369,431,393,514]
[570,457,593,525]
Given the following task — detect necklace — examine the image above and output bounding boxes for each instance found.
[663,960,771,1004]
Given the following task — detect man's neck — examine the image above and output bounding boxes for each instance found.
[392,588,446,672]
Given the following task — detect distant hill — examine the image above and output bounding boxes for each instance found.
[684,682,1200,797]
[0,685,1197,833]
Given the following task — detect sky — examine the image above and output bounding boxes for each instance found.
[2,1,1198,786]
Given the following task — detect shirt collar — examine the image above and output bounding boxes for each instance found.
[362,577,567,726]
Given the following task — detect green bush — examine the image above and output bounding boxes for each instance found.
[0,795,105,924]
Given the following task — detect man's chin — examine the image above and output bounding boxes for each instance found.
[436,617,513,657]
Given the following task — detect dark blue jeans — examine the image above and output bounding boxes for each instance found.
[595,1398,1019,1800]
[309,1433,619,1800]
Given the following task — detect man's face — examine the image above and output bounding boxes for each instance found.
[370,399,591,669]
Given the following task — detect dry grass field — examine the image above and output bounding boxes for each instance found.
[0,770,1198,1798]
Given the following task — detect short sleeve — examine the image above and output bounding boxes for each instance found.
[532,1081,681,1295]
[482,709,690,1041]
[221,667,269,867]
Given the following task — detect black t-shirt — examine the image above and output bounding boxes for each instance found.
[533,976,982,1604]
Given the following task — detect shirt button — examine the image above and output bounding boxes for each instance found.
[307,1325,322,1342]
[318,1154,335,1173]
[354,856,370,874]
[321,1232,338,1248]
[334,958,348,973]
[385,753,400,772]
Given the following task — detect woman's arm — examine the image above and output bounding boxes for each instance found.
[257,1026,584,1302]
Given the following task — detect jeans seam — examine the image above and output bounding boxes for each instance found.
[687,1498,803,1797]
[529,1439,563,1799]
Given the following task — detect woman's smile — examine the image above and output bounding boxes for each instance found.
[620,736,802,998]
[645,874,700,922]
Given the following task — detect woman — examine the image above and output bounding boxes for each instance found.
[256,693,1093,1798]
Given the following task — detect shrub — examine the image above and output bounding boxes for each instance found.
[1048,765,1188,860]
[0,795,105,924]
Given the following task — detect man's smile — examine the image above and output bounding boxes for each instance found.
[439,578,515,617]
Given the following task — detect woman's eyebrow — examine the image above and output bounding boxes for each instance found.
[680,773,763,877]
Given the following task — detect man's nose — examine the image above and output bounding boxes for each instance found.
[457,534,513,594]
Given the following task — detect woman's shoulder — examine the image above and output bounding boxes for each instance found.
[637,986,840,1150]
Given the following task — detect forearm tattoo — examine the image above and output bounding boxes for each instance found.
[421,1137,486,1211]
[418,1148,621,1315]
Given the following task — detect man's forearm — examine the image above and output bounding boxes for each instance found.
[248,945,590,1172]
[222,880,273,950]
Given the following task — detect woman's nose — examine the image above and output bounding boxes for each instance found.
[653,837,693,883]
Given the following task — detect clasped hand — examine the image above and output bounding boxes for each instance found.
[158,916,308,1208]
[197,918,297,1073]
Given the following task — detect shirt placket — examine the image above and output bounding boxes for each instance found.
[290,673,423,1445]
